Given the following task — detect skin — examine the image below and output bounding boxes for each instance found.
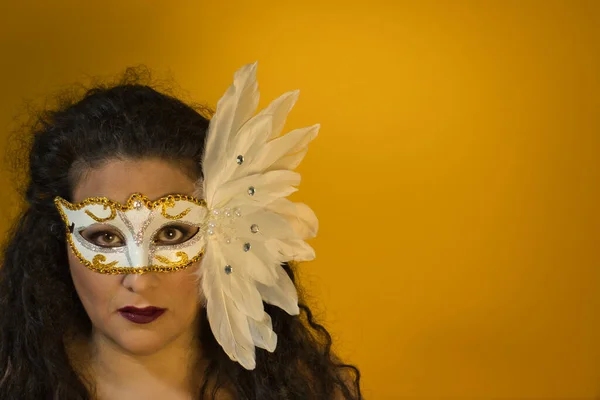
[68,158,208,400]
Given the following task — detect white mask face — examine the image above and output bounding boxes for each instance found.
[54,193,208,274]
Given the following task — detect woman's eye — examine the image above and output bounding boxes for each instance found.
[153,225,198,246]
[81,229,125,248]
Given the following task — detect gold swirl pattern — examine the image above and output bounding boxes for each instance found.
[92,254,119,271]
[160,196,192,220]
[85,204,117,223]
[154,251,190,267]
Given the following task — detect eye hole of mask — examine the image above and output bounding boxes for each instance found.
[152,223,200,247]
[80,225,126,248]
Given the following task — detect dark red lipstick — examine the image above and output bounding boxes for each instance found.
[118,306,166,324]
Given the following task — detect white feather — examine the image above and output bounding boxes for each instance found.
[204,62,260,204]
[248,312,277,352]
[212,170,300,209]
[220,264,265,321]
[219,114,273,186]
[231,90,302,178]
[199,62,319,370]
[256,90,299,141]
[256,266,300,315]
[268,146,309,172]
[248,124,319,175]
[265,198,318,239]
[222,239,281,285]
[201,245,256,369]
[232,210,297,241]
[265,238,316,262]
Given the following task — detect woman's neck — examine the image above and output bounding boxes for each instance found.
[72,328,204,400]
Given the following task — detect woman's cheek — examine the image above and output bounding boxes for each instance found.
[174,263,202,302]
[68,251,117,321]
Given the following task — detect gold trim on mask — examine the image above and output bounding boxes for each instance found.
[85,205,117,223]
[161,197,192,220]
[55,193,206,213]
[154,251,189,267]
[92,254,118,270]
[54,193,207,274]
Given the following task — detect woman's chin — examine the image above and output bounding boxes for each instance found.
[115,332,171,356]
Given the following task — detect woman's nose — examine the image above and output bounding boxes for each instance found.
[121,272,159,293]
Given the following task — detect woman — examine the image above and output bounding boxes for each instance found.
[0,63,362,399]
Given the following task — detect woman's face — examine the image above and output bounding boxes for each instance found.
[69,158,202,355]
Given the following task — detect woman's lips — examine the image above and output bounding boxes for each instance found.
[118,306,166,324]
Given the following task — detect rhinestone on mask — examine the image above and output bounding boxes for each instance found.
[132,199,143,210]
[224,265,233,274]
[248,186,256,196]
[236,155,244,165]
[250,224,259,233]
[243,242,251,252]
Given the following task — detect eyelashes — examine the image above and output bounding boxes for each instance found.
[82,229,125,248]
[152,224,199,246]
[80,223,199,248]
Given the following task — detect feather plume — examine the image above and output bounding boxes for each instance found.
[196,62,318,369]
[202,245,256,369]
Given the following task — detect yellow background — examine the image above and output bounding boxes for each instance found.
[1,1,599,399]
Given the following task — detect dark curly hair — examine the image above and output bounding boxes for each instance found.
[0,69,362,399]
